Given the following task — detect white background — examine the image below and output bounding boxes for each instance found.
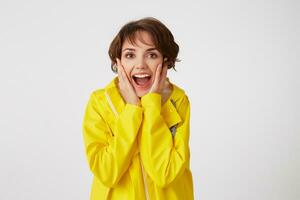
[0,0,299,199]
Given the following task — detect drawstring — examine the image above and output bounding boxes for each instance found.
[105,91,118,116]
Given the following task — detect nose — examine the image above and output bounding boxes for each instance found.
[134,57,147,69]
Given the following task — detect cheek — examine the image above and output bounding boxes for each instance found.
[150,66,158,74]
[149,61,161,74]
[122,65,133,79]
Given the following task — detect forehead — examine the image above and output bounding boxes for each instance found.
[122,31,156,49]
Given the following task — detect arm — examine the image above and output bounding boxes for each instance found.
[82,92,143,187]
[139,93,191,188]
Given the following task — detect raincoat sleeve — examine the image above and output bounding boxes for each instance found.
[140,93,190,188]
[82,92,143,187]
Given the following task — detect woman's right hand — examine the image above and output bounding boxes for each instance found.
[116,58,140,106]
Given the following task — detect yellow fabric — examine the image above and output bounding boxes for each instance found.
[82,77,194,200]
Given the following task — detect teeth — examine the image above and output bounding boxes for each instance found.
[133,74,150,78]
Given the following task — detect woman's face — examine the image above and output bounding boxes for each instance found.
[120,31,163,97]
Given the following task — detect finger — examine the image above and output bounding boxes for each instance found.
[116,58,129,82]
[120,65,131,86]
[161,64,168,82]
[117,59,135,92]
[157,62,167,86]
[118,59,131,87]
[154,63,162,84]
[149,63,162,93]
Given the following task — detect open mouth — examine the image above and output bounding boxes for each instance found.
[132,74,152,87]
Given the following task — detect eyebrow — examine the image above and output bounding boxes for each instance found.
[122,47,158,52]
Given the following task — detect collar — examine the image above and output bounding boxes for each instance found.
[104,77,126,115]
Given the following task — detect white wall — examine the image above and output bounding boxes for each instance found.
[0,0,299,199]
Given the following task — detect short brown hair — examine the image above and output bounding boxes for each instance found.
[108,17,179,73]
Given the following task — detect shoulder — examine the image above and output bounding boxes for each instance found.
[85,89,105,109]
[91,88,105,101]
[88,78,117,104]
[170,82,190,108]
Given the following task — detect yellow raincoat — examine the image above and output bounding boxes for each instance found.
[82,77,194,199]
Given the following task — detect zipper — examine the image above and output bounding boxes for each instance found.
[140,156,150,200]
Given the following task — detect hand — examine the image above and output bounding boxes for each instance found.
[161,78,172,105]
[149,62,172,104]
[116,58,140,105]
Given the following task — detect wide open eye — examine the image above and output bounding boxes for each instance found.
[124,53,135,59]
[147,52,158,59]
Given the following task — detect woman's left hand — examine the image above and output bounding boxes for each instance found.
[149,63,171,104]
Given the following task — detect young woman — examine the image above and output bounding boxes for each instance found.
[83,17,194,200]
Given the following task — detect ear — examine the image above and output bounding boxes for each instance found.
[163,57,170,67]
